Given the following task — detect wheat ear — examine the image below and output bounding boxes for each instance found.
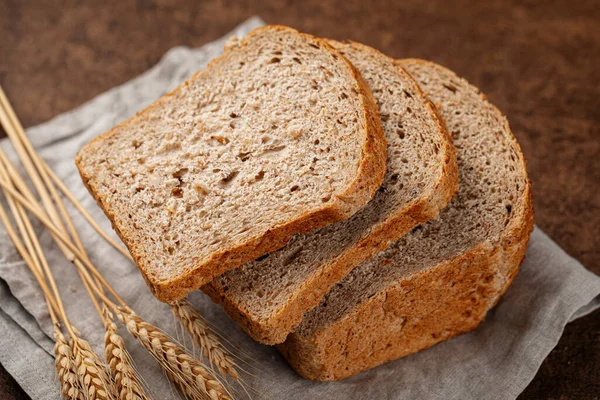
[172,299,240,380]
[118,309,230,400]
[54,325,82,400]
[70,334,117,400]
[104,318,150,400]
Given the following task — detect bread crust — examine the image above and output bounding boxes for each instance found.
[75,25,387,303]
[203,42,458,344]
[276,59,534,381]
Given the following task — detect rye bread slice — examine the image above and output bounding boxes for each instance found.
[203,42,458,344]
[277,59,534,381]
[75,26,387,303]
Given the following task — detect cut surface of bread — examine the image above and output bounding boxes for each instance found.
[203,42,458,344]
[75,26,387,302]
[277,59,534,381]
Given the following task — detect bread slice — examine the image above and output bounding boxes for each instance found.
[75,26,387,303]
[203,42,458,344]
[277,59,534,381]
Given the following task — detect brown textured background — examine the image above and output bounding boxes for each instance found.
[0,0,598,398]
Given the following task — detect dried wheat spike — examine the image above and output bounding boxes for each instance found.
[53,326,81,400]
[70,334,117,400]
[172,299,240,380]
[104,320,150,400]
[118,309,230,400]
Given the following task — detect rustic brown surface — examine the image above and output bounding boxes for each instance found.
[0,0,598,398]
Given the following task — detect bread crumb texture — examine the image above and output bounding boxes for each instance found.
[75,26,386,301]
[277,59,534,381]
[204,42,458,345]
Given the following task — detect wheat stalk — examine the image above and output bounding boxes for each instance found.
[104,318,150,400]
[172,299,240,380]
[118,308,231,400]
[0,86,245,399]
[71,334,117,400]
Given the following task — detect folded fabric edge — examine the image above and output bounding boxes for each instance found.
[0,279,54,354]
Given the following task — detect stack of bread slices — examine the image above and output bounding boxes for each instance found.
[76,25,534,381]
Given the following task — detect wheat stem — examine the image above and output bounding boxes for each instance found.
[0,87,117,399]
[0,85,242,399]
[41,161,133,261]
[0,180,65,319]
[0,176,126,305]
[0,86,66,234]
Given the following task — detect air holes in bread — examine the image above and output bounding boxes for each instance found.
[238,152,252,162]
[221,170,239,185]
[171,187,183,198]
[283,247,303,266]
[194,184,208,195]
[443,83,457,93]
[209,135,230,145]
[263,145,286,156]
[173,168,189,180]
[270,57,281,64]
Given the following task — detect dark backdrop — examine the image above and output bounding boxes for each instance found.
[1,0,599,398]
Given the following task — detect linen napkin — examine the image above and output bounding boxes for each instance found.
[0,16,598,400]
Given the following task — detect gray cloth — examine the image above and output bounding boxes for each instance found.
[0,16,598,400]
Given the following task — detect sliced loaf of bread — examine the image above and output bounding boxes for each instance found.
[277,60,534,381]
[203,42,458,344]
[75,26,387,302]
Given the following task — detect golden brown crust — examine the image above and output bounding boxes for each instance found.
[75,25,386,303]
[277,184,533,380]
[276,60,535,381]
[202,44,458,344]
